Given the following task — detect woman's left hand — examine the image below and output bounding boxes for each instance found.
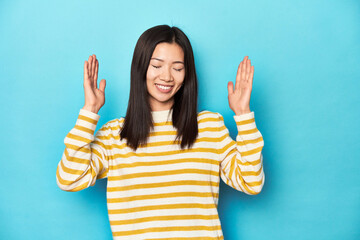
[227,56,254,115]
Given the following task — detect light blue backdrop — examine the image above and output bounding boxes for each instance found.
[1,0,359,239]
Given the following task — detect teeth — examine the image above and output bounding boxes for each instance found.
[156,84,172,90]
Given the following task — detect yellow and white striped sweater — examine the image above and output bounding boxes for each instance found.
[56,108,265,240]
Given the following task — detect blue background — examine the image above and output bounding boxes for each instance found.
[1,0,359,239]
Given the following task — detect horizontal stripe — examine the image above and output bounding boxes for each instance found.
[111,157,218,170]
[148,128,229,140]
[63,147,90,165]
[109,203,216,216]
[61,149,105,178]
[198,111,211,117]
[66,133,92,144]
[238,127,259,135]
[94,134,227,150]
[236,118,255,126]
[108,168,219,181]
[110,147,219,159]
[147,237,223,240]
[236,136,263,146]
[218,141,235,155]
[222,155,262,195]
[107,191,218,204]
[153,122,172,126]
[239,145,263,157]
[198,117,219,124]
[64,140,260,166]
[107,180,218,192]
[96,125,228,140]
[92,147,105,160]
[100,114,218,131]
[74,125,94,134]
[78,114,98,125]
[64,143,90,153]
[60,154,87,176]
[238,158,261,166]
[235,171,262,194]
[220,144,263,167]
[64,142,105,162]
[149,116,220,126]
[110,213,219,225]
[69,181,89,192]
[56,168,89,188]
[238,164,263,176]
[113,225,222,237]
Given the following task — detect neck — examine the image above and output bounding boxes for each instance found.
[151,108,173,122]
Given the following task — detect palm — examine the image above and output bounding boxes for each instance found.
[83,54,106,112]
[227,56,254,115]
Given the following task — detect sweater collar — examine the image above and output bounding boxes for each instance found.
[151,108,173,123]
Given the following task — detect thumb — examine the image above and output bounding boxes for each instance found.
[227,81,234,95]
[99,79,106,93]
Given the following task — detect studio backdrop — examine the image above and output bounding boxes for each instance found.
[0,0,359,239]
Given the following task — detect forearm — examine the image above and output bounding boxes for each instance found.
[219,111,265,195]
[56,109,107,192]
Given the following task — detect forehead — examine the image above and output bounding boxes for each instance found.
[151,42,184,61]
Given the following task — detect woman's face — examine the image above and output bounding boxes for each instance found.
[146,42,185,111]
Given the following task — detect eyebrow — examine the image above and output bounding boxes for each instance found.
[151,58,184,64]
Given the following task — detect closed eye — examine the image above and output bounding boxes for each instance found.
[174,68,184,72]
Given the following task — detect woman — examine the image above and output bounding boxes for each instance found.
[57,24,264,240]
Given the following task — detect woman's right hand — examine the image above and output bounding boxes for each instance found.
[82,54,106,114]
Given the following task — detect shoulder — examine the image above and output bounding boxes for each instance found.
[96,116,125,135]
[197,110,224,127]
[198,109,224,119]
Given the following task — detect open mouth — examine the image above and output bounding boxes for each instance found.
[155,83,174,92]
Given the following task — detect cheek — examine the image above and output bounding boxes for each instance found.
[177,73,185,85]
[146,68,157,81]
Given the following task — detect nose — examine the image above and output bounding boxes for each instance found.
[160,66,174,82]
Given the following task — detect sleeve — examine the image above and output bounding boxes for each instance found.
[217,111,265,195]
[56,108,110,192]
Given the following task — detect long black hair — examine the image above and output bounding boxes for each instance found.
[120,24,199,151]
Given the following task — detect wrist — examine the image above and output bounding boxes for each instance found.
[82,105,99,114]
[235,109,251,115]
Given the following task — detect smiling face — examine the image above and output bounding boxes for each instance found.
[146,42,185,111]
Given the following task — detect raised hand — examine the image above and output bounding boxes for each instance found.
[82,54,106,114]
[227,56,254,115]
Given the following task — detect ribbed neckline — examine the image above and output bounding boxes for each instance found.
[151,108,173,122]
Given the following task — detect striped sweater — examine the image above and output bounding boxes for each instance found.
[56,108,265,240]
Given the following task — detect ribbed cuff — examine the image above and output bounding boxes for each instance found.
[233,111,254,121]
[233,111,256,131]
[75,109,101,134]
[80,108,100,119]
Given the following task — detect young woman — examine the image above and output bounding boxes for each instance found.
[57,24,264,240]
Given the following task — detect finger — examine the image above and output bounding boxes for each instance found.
[99,79,106,93]
[90,55,95,79]
[227,81,234,95]
[92,54,96,77]
[235,62,242,90]
[94,59,99,84]
[245,57,250,79]
[245,58,251,81]
[241,56,247,83]
[91,55,96,79]
[249,65,254,85]
[91,54,97,89]
[88,55,93,78]
[84,61,89,82]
